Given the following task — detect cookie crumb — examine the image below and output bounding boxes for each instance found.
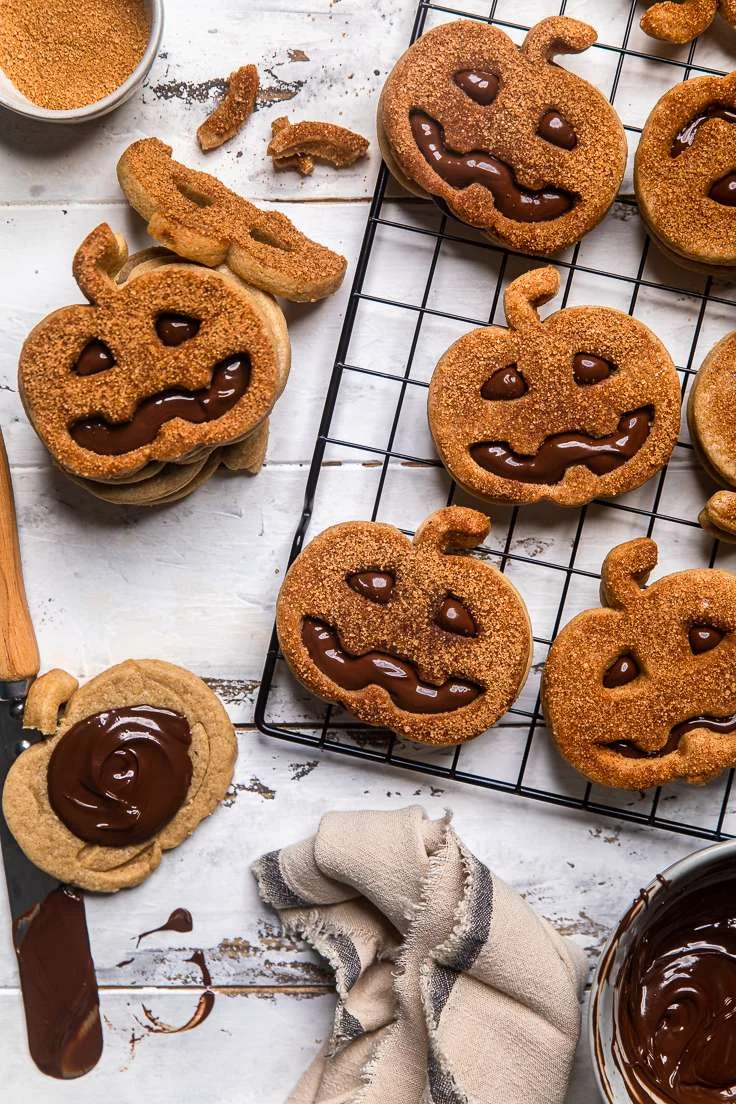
[267,117,369,174]
[197,65,259,152]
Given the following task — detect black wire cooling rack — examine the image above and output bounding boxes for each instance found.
[256,0,736,841]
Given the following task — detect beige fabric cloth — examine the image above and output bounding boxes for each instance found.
[252,806,586,1104]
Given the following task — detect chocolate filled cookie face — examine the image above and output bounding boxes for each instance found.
[428,267,681,507]
[18,224,288,482]
[542,538,736,789]
[379,17,626,255]
[688,330,736,541]
[635,72,736,273]
[276,507,533,747]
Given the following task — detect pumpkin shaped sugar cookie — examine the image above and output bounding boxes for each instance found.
[378,17,626,256]
[687,328,736,540]
[19,224,290,490]
[635,72,736,275]
[542,538,736,790]
[277,507,532,747]
[640,0,736,45]
[2,661,237,893]
[428,267,681,507]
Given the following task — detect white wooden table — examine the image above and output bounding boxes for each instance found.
[2,0,736,1099]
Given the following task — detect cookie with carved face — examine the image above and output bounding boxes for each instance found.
[636,72,736,275]
[117,138,346,302]
[2,661,237,893]
[640,0,736,44]
[378,17,626,256]
[277,506,532,746]
[428,267,681,507]
[542,538,736,789]
[19,224,290,488]
[687,329,736,540]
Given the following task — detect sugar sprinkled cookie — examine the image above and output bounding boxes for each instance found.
[687,329,736,540]
[428,267,681,507]
[640,0,736,44]
[635,72,736,275]
[542,538,736,789]
[2,661,237,892]
[378,17,626,256]
[277,506,532,747]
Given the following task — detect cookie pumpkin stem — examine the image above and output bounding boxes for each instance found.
[504,266,560,333]
[72,223,129,305]
[22,668,79,736]
[522,16,597,65]
[600,538,658,610]
[640,0,717,44]
[413,507,490,553]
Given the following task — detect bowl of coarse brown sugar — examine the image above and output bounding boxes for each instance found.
[0,0,163,123]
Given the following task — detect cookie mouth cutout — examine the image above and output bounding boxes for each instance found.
[301,617,481,714]
[607,714,736,760]
[410,110,577,223]
[468,407,653,485]
[70,353,251,456]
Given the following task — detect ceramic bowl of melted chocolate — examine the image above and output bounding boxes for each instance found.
[590,839,736,1103]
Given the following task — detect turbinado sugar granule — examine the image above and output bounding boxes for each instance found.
[0,0,151,111]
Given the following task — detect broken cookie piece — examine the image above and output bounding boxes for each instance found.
[268,117,369,175]
[197,65,259,152]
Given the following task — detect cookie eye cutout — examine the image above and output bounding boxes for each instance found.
[347,570,395,604]
[453,69,499,107]
[436,595,477,637]
[671,103,736,158]
[537,109,577,151]
[603,653,641,688]
[481,364,528,400]
[573,353,617,386]
[155,313,202,347]
[710,171,736,207]
[175,179,214,209]
[689,624,725,654]
[74,339,115,376]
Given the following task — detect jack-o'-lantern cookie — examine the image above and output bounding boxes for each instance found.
[117,138,346,302]
[640,0,736,44]
[428,267,681,507]
[19,224,290,492]
[2,661,237,892]
[277,506,532,746]
[542,538,736,789]
[636,73,736,275]
[378,18,626,256]
[687,329,736,540]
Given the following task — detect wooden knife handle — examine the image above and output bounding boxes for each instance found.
[0,434,39,683]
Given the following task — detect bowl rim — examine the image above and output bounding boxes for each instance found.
[588,836,736,1104]
[0,0,164,123]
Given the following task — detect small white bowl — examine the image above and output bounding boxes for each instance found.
[0,0,163,123]
[589,837,736,1103]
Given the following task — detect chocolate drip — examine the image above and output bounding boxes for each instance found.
[70,353,250,456]
[573,352,615,385]
[671,103,736,157]
[155,313,201,347]
[136,908,193,947]
[453,69,499,106]
[608,714,736,759]
[615,868,736,1103]
[47,705,193,846]
[141,950,214,1034]
[481,365,527,400]
[603,653,640,688]
[75,340,115,377]
[436,596,476,637]
[710,171,736,206]
[410,111,576,223]
[469,408,652,485]
[537,109,576,150]
[347,570,395,604]
[301,618,481,714]
[689,625,724,654]
[14,886,102,1079]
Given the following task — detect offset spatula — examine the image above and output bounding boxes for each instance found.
[0,432,103,1078]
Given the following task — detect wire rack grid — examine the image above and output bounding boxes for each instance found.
[256,0,736,841]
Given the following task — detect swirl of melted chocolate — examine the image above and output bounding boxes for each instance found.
[436,596,476,637]
[347,570,395,604]
[607,714,736,760]
[410,111,576,223]
[70,353,250,456]
[301,618,481,714]
[689,625,724,654]
[155,313,201,347]
[671,103,736,157]
[573,353,615,385]
[47,705,193,846]
[603,653,640,688]
[75,339,115,377]
[481,365,528,400]
[453,69,499,106]
[537,109,577,150]
[469,408,652,485]
[615,868,736,1104]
